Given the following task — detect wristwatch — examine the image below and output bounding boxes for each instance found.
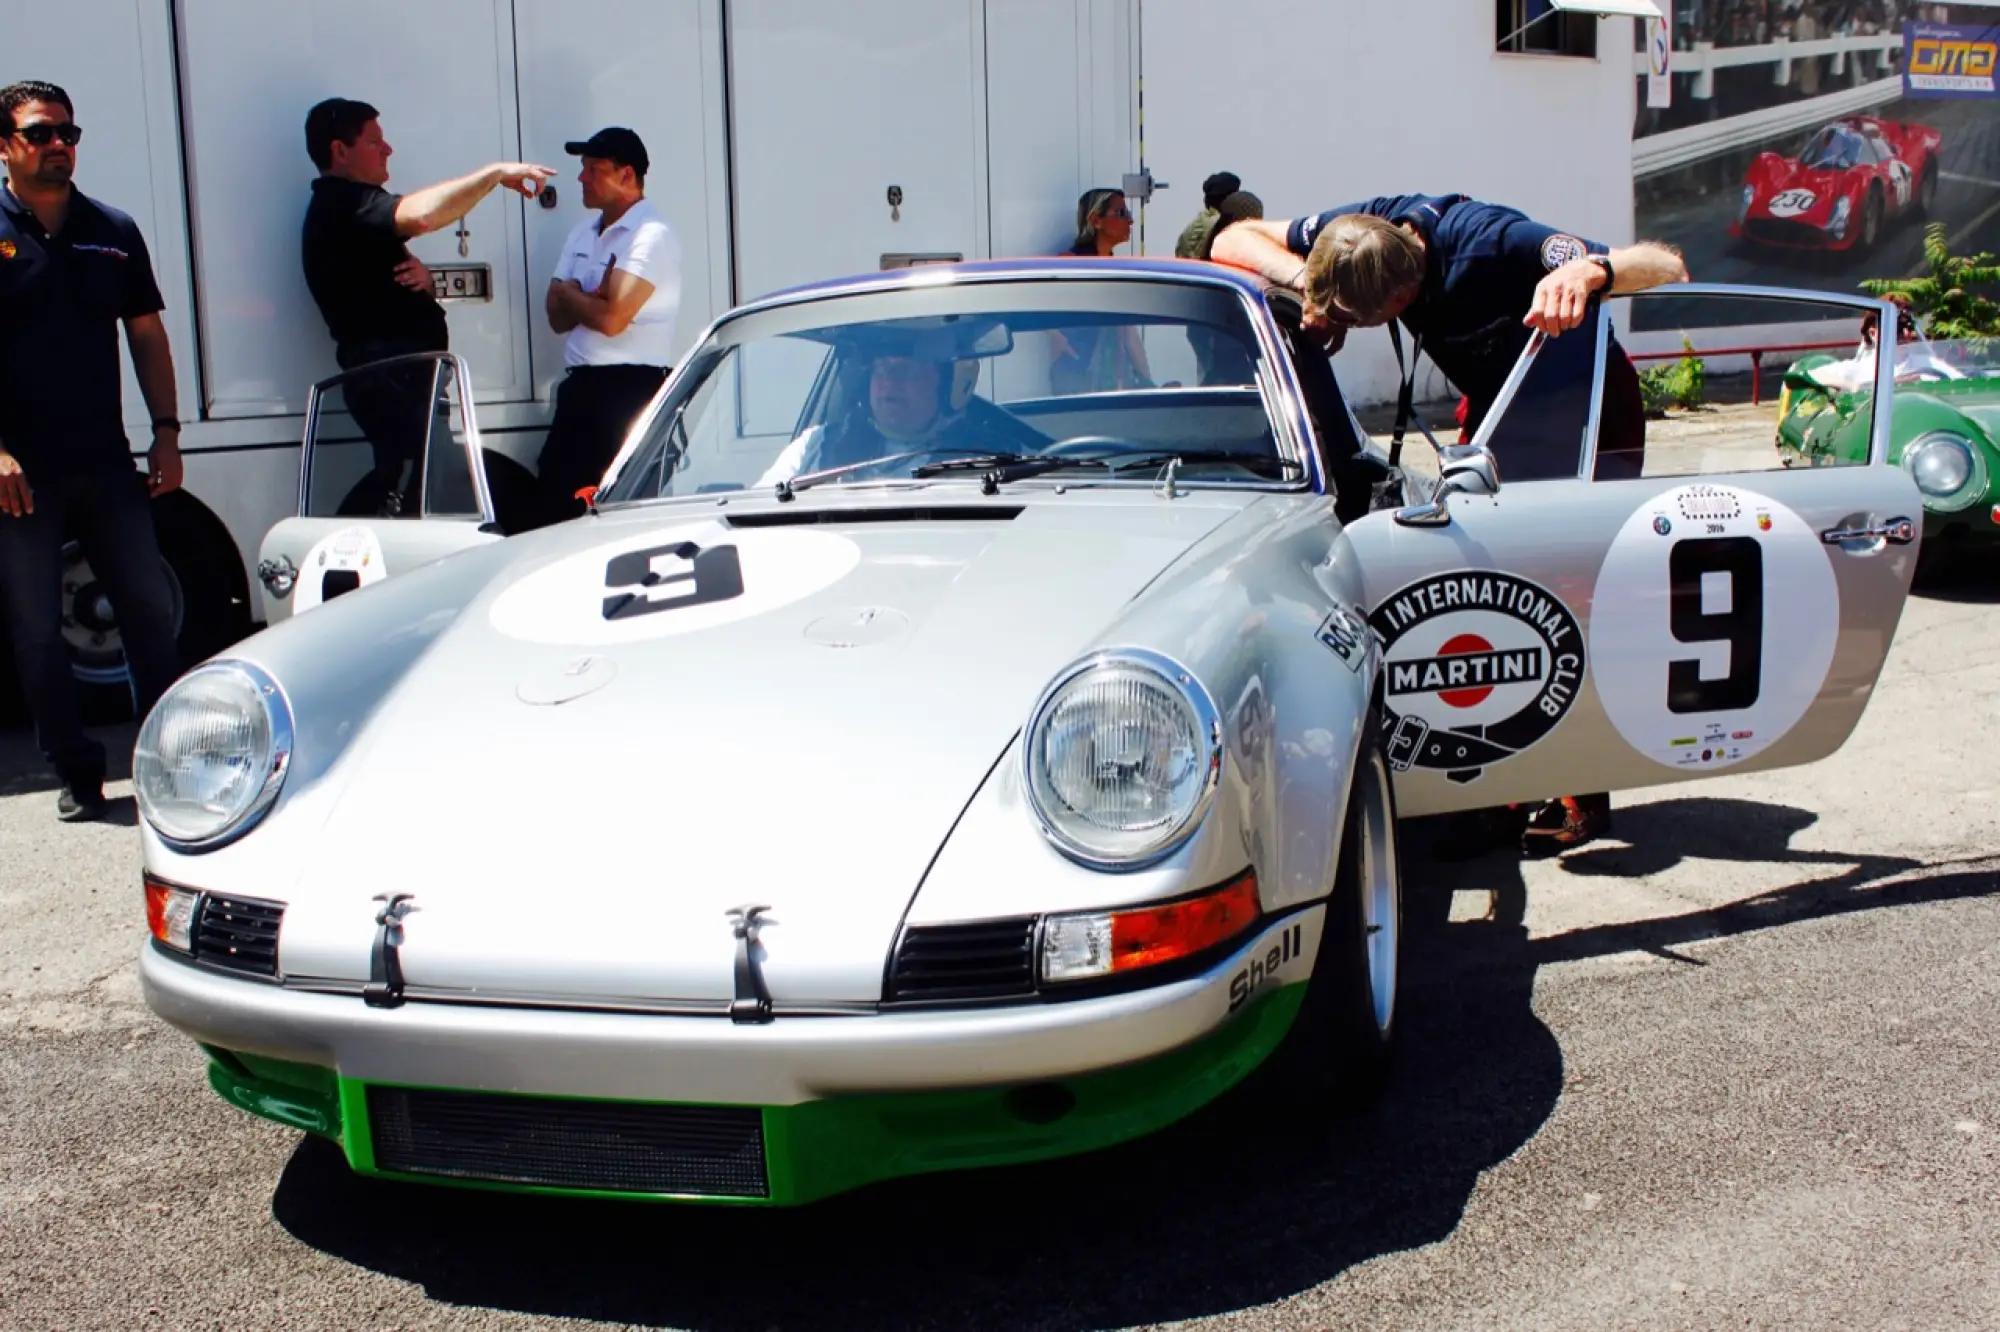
[151,416,181,433]
[1584,253,1615,292]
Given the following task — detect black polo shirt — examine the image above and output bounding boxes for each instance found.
[301,175,448,368]
[1283,193,1619,430]
[0,183,165,478]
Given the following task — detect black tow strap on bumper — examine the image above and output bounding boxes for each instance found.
[364,893,417,1009]
[727,904,775,1024]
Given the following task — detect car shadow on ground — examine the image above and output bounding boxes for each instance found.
[0,719,136,798]
[266,797,1999,1332]
[1912,547,2000,605]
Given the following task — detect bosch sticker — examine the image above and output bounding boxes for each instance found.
[1315,604,1371,673]
[1368,571,1585,783]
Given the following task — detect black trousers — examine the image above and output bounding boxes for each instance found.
[334,340,451,518]
[534,363,669,525]
[0,467,181,785]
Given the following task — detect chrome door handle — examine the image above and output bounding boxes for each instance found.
[1820,516,1915,545]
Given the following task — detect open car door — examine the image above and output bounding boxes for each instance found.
[255,352,504,624]
[1337,285,1920,818]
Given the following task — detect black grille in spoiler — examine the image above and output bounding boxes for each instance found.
[725,505,1022,528]
[888,917,1037,1001]
[193,893,285,977]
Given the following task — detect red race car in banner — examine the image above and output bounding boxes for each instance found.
[1731,115,1942,254]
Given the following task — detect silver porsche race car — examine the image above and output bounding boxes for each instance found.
[135,263,1921,1206]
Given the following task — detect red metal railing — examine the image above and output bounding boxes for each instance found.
[1626,339,1855,405]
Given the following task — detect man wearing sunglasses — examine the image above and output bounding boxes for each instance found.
[0,80,186,822]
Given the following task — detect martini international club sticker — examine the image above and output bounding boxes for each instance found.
[1367,570,1585,784]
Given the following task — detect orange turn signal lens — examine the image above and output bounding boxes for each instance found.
[145,873,199,952]
[1040,871,1260,984]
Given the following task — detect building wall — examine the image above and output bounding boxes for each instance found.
[1139,0,1641,406]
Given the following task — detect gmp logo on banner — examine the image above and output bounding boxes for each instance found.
[1904,21,2000,98]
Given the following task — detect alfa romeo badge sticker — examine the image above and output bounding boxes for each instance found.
[1367,570,1585,784]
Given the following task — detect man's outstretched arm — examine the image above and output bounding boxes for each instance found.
[394,162,555,238]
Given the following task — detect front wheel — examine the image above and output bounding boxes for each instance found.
[1261,705,1405,1112]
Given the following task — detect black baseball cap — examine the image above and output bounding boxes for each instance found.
[564,127,648,176]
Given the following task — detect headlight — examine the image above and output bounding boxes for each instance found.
[133,661,294,851]
[1901,431,1987,511]
[1829,195,1851,235]
[1739,185,1755,221]
[1023,647,1220,869]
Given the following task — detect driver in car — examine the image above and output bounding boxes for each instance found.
[756,332,1046,486]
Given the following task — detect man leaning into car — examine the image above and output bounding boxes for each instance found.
[1210,191,1690,857]
[0,80,185,822]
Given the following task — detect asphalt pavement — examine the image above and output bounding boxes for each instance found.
[2,546,1997,1331]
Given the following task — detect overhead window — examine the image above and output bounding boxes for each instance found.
[1497,0,1661,59]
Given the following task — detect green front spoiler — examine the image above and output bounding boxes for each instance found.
[199,983,1305,1207]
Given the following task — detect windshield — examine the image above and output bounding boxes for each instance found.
[1800,126,1861,171]
[599,277,1293,502]
[1911,339,2000,379]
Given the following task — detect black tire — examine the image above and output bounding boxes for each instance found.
[1918,160,1939,218]
[1861,187,1884,251]
[1259,699,1405,1114]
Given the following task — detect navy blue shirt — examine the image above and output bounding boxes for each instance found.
[1285,193,1614,428]
[0,184,165,478]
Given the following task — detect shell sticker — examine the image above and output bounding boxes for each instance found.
[488,519,862,645]
[292,525,387,614]
[1589,483,1839,772]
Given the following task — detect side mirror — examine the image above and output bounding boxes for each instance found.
[1393,442,1501,528]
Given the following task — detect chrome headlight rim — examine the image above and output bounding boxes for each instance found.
[1901,430,1988,512]
[134,659,295,853]
[1021,646,1223,873]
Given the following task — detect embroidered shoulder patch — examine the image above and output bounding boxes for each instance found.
[1539,233,1587,270]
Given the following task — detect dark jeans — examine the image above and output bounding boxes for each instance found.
[0,466,181,787]
[533,363,668,526]
[338,357,449,518]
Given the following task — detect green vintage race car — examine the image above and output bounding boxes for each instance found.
[1777,336,2000,575]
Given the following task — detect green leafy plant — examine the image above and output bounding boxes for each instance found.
[1638,336,1706,417]
[1861,222,2000,339]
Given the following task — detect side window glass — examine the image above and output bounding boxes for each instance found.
[1476,301,1608,482]
[421,358,482,518]
[304,355,468,519]
[1611,291,1886,480]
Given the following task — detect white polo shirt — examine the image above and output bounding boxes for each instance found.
[552,196,682,369]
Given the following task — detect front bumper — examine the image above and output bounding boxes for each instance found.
[143,910,1323,1205]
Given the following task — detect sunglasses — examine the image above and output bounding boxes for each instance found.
[6,123,83,148]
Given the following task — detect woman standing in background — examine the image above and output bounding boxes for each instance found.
[1050,187,1154,394]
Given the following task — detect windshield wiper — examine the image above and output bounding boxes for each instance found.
[777,448,1035,501]
[914,448,1304,490]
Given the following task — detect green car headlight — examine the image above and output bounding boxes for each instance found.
[1901,431,1988,512]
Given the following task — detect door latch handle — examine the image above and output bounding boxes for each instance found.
[1820,516,1916,545]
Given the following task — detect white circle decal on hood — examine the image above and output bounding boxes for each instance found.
[488,519,862,644]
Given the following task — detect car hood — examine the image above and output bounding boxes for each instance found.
[275,492,1260,1006]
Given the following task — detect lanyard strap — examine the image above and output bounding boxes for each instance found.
[1386,321,1425,471]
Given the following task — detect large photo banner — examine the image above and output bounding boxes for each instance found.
[1630,3,2000,338]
